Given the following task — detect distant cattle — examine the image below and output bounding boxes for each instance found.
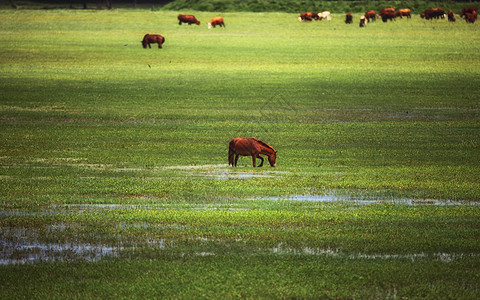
[208,17,225,28]
[460,6,477,18]
[359,16,367,27]
[345,13,353,24]
[178,14,200,25]
[465,11,477,23]
[299,12,318,21]
[141,34,165,49]
[380,11,396,22]
[379,8,396,16]
[421,8,446,20]
[448,11,456,22]
[318,11,331,21]
[395,8,411,18]
[365,10,376,22]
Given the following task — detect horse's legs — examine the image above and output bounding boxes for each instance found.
[158,42,162,49]
[234,154,240,167]
[256,155,264,167]
[252,155,256,167]
[148,43,151,48]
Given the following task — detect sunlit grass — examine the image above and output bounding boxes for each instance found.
[0,9,479,298]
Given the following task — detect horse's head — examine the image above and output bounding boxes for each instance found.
[268,151,277,167]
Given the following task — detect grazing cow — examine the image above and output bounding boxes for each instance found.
[379,8,396,15]
[465,11,477,23]
[318,11,331,21]
[421,8,446,20]
[141,34,165,49]
[208,16,225,28]
[365,10,376,22]
[448,11,456,22]
[460,6,477,18]
[345,13,353,24]
[178,14,200,25]
[380,11,396,22]
[395,8,411,18]
[299,12,318,21]
[359,16,367,27]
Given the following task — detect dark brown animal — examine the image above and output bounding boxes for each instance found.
[460,6,477,18]
[299,12,318,21]
[178,14,200,25]
[208,16,225,28]
[465,11,477,23]
[379,8,396,15]
[365,10,376,22]
[345,13,353,24]
[141,34,165,49]
[380,11,396,22]
[421,8,446,20]
[228,138,277,167]
[448,11,456,22]
[395,8,411,18]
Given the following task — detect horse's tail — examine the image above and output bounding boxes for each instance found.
[228,139,235,166]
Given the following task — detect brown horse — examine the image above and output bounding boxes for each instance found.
[228,138,277,167]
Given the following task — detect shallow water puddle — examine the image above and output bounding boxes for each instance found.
[259,194,480,206]
[0,227,169,265]
[163,164,283,180]
[269,244,480,262]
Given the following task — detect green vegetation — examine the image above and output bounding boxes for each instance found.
[1,9,479,298]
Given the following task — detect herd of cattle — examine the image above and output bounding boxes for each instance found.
[303,6,478,26]
[142,7,477,48]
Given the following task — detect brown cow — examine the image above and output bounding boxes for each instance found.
[345,13,353,24]
[141,34,165,49]
[299,12,318,21]
[379,8,396,15]
[380,11,396,22]
[208,16,225,28]
[359,16,367,27]
[460,6,477,18]
[448,11,456,22]
[395,8,411,18]
[365,10,376,22]
[465,11,477,23]
[421,8,446,20]
[178,14,200,25]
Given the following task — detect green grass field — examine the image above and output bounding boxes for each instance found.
[1,9,480,298]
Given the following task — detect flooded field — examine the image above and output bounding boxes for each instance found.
[3,223,480,265]
[2,199,480,265]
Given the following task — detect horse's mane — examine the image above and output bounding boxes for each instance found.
[251,137,276,153]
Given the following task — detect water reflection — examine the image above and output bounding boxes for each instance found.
[259,194,480,206]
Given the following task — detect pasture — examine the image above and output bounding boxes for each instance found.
[1,9,479,298]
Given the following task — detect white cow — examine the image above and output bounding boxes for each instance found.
[317,11,331,21]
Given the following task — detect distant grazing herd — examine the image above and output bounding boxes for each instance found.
[142,7,477,49]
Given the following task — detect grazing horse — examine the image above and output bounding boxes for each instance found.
[228,138,277,167]
[142,34,165,49]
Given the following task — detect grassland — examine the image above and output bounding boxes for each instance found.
[1,9,480,298]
